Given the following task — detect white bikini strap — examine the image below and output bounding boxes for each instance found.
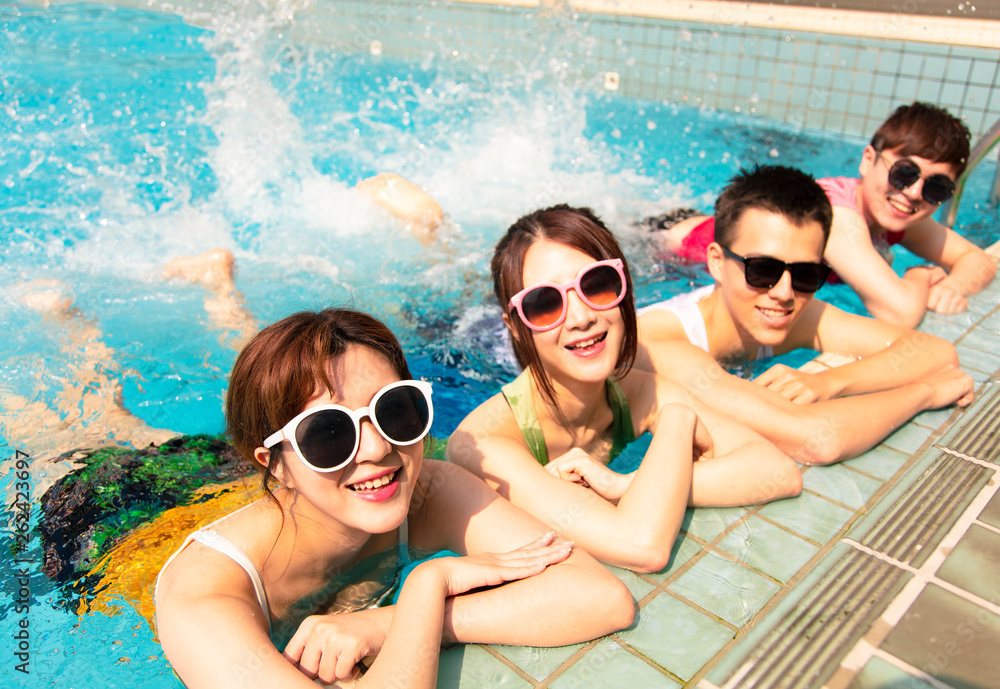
[191,530,271,633]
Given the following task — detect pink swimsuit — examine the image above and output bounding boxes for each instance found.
[672,177,905,271]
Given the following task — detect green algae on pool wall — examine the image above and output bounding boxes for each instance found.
[38,435,254,582]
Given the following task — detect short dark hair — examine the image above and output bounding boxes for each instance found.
[491,205,637,406]
[870,102,970,176]
[713,165,833,248]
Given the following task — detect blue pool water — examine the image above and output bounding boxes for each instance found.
[1,3,998,686]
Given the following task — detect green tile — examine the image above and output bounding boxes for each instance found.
[681,506,748,542]
[848,655,938,689]
[920,311,977,341]
[437,644,530,689]
[755,487,855,546]
[549,638,680,689]
[957,344,1000,376]
[716,517,821,583]
[705,542,903,685]
[840,444,910,481]
[880,422,934,455]
[961,293,998,318]
[959,328,1000,357]
[604,564,656,602]
[802,464,884,510]
[491,643,583,683]
[977,312,1000,335]
[962,366,993,384]
[617,592,733,681]
[936,524,1000,603]
[881,584,1000,689]
[909,405,958,432]
[669,551,781,627]
[979,489,1000,529]
[644,533,705,583]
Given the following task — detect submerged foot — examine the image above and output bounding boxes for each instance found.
[19,279,79,319]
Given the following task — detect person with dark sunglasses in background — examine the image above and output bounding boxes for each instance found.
[646,103,996,326]
[447,204,802,574]
[155,308,634,689]
[638,165,969,405]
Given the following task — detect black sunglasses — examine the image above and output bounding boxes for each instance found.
[876,152,956,205]
[720,245,832,293]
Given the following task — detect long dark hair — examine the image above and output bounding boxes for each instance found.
[491,204,638,405]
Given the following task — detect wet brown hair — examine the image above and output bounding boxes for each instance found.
[870,102,971,176]
[714,165,833,249]
[225,308,412,501]
[491,204,638,405]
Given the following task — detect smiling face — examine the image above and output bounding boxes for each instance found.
[259,345,422,537]
[516,239,625,388]
[858,145,958,234]
[708,208,826,350]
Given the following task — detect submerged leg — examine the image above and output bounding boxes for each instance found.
[163,248,258,350]
[6,280,177,468]
[356,172,444,247]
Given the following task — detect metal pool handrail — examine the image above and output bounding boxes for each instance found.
[942,115,1000,228]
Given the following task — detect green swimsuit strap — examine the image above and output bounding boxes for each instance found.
[501,369,549,466]
[606,378,636,461]
[502,372,636,466]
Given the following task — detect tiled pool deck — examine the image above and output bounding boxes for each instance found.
[437,242,1000,689]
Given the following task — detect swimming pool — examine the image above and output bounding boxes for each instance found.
[2,3,998,687]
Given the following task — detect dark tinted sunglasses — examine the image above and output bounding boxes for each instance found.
[508,259,627,332]
[263,380,433,473]
[720,245,831,293]
[877,153,956,205]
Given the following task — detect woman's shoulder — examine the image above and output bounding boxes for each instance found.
[619,369,694,413]
[418,458,483,493]
[451,388,520,437]
[157,501,277,588]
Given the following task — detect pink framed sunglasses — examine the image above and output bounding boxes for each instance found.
[508,259,627,332]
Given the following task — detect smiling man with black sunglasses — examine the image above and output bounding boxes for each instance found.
[647,103,996,327]
[637,165,970,405]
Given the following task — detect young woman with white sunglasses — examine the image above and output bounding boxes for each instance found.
[155,308,633,689]
[446,205,802,573]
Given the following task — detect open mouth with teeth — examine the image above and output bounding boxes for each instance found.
[887,196,917,215]
[756,306,793,323]
[347,469,398,492]
[566,332,607,351]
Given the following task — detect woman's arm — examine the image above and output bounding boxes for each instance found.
[682,393,802,506]
[623,372,801,508]
[155,547,323,689]
[355,538,572,689]
[156,524,571,689]
[447,398,697,573]
[416,459,636,639]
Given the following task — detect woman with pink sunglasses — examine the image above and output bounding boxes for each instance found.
[155,308,633,689]
[446,205,801,573]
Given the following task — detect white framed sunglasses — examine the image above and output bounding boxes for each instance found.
[263,380,433,473]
